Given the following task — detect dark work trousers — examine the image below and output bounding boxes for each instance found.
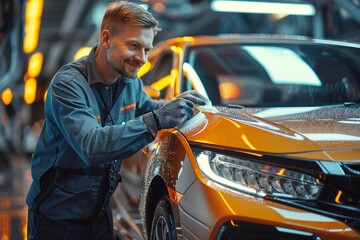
[27,207,115,240]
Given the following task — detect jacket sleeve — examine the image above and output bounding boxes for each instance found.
[133,78,167,137]
[47,72,158,166]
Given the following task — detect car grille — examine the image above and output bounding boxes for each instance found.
[274,162,360,233]
[342,163,360,197]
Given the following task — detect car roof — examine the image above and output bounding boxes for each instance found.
[155,34,360,49]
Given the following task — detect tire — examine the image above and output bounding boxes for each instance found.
[150,196,177,240]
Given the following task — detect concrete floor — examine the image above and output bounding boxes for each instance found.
[0,154,31,240]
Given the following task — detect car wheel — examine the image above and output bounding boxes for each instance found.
[150,196,177,240]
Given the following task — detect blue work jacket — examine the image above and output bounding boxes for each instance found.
[26,44,163,220]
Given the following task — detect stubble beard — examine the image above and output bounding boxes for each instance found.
[114,64,138,79]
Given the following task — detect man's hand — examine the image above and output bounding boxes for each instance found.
[153,98,195,129]
[176,90,210,106]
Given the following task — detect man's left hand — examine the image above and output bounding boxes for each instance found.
[176,90,209,106]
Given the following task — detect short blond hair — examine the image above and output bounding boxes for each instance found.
[100,1,160,35]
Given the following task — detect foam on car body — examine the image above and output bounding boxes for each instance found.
[176,111,207,134]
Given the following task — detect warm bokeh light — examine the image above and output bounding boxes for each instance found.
[24,78,37,104]
[23,21,40,54]
[152,2,165,13]
[73,47,92,60]
[150,75,172,91]
[0,214,11,240]
[27,52,43,77]
[25,0,44,22]
[219,82,241,99]
[180,36,195,42]
[137,61,152,78]
[23,0,44,54]
[1,88,13,106]
[170,45,183,55]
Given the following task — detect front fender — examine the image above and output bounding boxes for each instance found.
[139,129,197,238]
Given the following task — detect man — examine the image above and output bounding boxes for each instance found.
[26,1,207,239]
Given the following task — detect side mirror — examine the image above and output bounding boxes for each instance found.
[144,86,161,99]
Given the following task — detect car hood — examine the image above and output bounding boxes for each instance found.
[178,105,360,161]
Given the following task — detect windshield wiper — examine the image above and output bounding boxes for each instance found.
[226,104,246,109]
[344,102,360,107]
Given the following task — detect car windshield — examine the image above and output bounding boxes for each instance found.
[183,42,360,107]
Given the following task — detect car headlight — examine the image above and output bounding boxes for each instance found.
[195,150,323,200]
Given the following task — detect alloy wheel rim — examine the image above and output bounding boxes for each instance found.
[155,215,170,240]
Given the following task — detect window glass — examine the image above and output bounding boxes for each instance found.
[184,43,360,106]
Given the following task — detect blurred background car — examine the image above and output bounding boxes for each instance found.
[112,35,360,240]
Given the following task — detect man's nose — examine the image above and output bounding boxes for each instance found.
[135,49,146,64]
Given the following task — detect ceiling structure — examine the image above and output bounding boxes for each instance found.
[32,0,360,80]
[2,0,360,92]
[37,0,360,80]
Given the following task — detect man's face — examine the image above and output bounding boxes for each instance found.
[104,24,154,79]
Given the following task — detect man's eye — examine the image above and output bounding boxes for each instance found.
[129,44,138,49]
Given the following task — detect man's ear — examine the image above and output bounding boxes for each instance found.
[101,29,110,48]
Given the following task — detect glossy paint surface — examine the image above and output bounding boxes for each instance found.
[115,36,360,240]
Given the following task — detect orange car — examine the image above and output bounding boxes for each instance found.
[112,35,360,240]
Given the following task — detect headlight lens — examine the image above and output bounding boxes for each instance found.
[195,150,323,200]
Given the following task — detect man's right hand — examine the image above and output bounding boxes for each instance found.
[153,98,195,129]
